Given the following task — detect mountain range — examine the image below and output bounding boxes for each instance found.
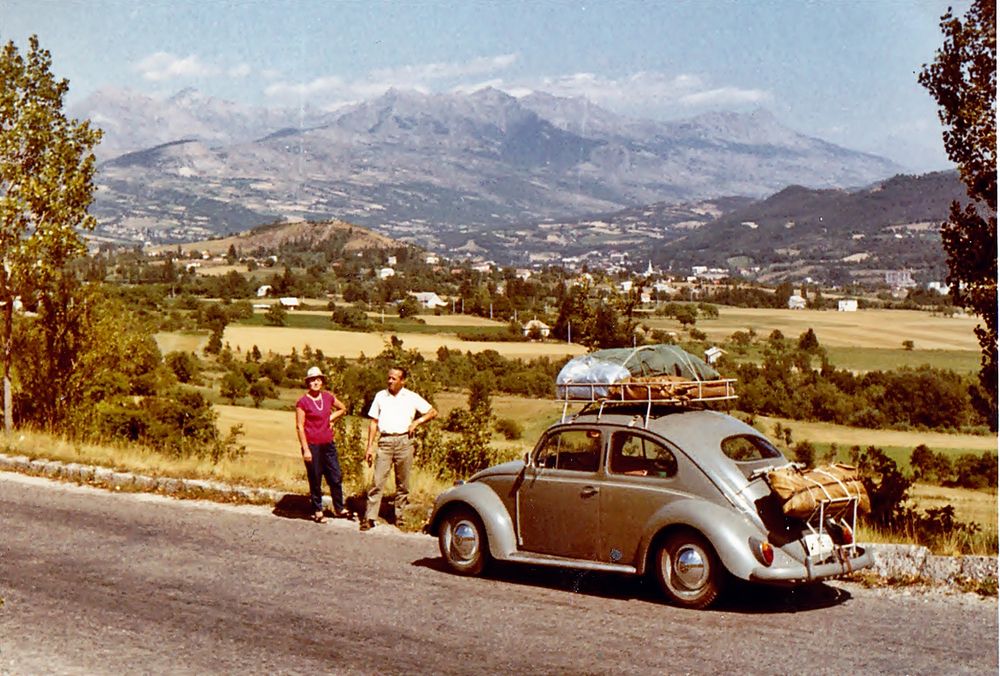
[73,87,903,251]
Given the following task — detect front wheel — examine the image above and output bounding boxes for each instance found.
[438,506,489,576]
[653,531,723,609]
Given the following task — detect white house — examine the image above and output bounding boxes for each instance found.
[838,299,858,312]
[387,255,397,266]
[424,253,440,265]
[787,294,807,310]
[378,267,395,279]
[927,281,949,295]
[256,284,273,298]
[410,291,448,309]
[704,346,726,365]
[620,280,633,292]
[279,297,300,309]
[522,319,551,338]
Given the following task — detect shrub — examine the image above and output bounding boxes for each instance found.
[495,417,523,440]
[96,390,245,462]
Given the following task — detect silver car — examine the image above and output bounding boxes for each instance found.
[426,406,872,609]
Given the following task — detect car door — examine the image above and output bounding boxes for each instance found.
[517,427,603,559]
[599,430,688,565]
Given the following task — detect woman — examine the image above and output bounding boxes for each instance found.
[295,365,349,523]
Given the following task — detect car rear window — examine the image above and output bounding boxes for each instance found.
[721,435,782,462]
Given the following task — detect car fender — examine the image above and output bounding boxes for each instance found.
[428,482,517,560]
[636,498,764,580]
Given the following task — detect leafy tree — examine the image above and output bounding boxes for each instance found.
[919,0,997,425]
[220,371,249,404]
[0,36,102,432]
[13,288,163,430]
[249,377,277,408]
[397,296,421,319]
[798,328,820,353]
[165,351,200,384]
[264,303,287,327]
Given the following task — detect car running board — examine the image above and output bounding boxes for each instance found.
[506,552,637,574]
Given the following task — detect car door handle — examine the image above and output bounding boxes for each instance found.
[580,486,599,498]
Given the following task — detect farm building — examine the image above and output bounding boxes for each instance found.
[256,284,272,297]
[279,297,300,309]
[704,346,726,365]
[522,319,551,338]
[410,291,448,309]
[787,294,807,310]
[838,299,858,312]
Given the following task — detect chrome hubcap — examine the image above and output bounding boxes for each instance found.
[450,521,479,562]
[673,545,708,589]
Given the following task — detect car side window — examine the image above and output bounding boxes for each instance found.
[721,435,782,462]
[609,432,678,478]
[535,429,601,472]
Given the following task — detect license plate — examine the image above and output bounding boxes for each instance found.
[803,532,834,559]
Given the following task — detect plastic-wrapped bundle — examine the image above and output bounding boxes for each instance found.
[555,356,631,399]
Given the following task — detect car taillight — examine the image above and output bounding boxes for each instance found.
[825,518,854,545]
[750,538,774,566]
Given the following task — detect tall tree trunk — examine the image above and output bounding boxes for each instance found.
[3,299,12,434]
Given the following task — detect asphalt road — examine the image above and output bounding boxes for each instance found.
[1,472,996,675]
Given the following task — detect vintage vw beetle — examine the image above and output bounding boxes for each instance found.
[426,404,872,609]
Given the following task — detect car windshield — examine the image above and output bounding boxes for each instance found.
[720,434,782,462]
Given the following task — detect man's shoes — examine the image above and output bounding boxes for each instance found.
[359,519,376,532]
[333,508,352,520]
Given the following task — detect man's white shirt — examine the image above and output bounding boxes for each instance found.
[368,388,432,434]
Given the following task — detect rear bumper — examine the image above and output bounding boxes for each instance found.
[749,546,873,583]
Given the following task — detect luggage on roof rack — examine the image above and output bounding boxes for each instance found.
[553,345,737,427]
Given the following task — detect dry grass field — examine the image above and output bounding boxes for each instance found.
[646,307,980,350]
[754,414,998,454]
[154,331,208,354]
[221,325,586,360]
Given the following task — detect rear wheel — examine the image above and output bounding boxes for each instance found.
[653,531,723,609]
[438,506,489,576]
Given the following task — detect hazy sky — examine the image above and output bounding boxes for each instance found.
[3,0,967,171]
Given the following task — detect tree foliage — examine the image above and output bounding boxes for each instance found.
[919,0,997,425]
[0,35,102,432]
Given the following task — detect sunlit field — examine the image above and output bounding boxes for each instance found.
[645,307,980,350]
[221,324,586,360]
[154,331,208,354]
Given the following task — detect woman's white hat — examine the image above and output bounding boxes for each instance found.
[305,366,326,382]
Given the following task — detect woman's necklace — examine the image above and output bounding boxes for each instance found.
[307,392,324,411]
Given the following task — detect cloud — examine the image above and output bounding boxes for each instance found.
[265,53,518,102]
[134,52,255,82]
[526,71,769,110]
[369,53,518,84]
[678,86,771,107]
[228,63,252,79]
[134,52,219,81]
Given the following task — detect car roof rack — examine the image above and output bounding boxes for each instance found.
[556,378,737,429]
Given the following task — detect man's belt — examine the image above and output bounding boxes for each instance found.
[380,432,409,437]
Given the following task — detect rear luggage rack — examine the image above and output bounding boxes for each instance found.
[556,378,737,427]
[802,495,862,573]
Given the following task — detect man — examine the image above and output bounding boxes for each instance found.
[361,366,437,531]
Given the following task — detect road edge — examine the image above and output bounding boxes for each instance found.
[1,450,995,592]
